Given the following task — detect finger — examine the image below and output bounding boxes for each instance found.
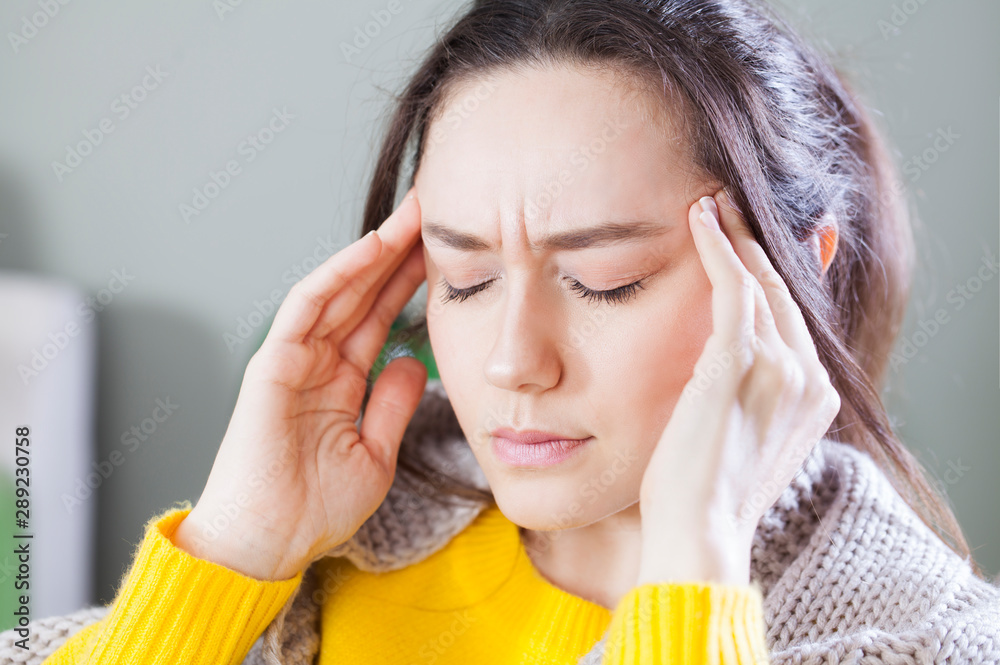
[707,190,818,363]
[265,230,381,346]
[698,196,784,353]
[286,240,422,412]
[308,189,423,340]
[750,270,785,350]
[266,187,420,345]
[359,356,428,474]
[312,231,416,344]
[338,239,426,375]
[687,199,756,398]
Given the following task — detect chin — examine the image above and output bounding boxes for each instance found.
[488,475,613,531]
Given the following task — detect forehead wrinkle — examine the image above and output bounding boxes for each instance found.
[421,218,670,253]
[417,64,694,258]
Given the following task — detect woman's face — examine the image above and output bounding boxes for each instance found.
[414,63,722,530]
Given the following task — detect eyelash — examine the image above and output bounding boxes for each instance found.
[438,276,647,306]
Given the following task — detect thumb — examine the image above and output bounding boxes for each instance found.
[359,356,428,473]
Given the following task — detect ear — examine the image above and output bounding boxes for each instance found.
[811,214,839,275]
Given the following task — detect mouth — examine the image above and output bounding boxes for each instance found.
[489,428,593,468]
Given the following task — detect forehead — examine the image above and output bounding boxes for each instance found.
[415,63,697,230]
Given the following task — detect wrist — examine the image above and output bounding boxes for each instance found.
[637,519,751,586]
[636,553,750,586]
[171,507,305,581]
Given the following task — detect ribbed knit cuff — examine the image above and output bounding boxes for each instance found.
[603,582,770,665]
[83,504,305,664]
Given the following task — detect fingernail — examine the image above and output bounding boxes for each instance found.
[699,195,718,220]
[698,196,719,230]
[699,209,719,231]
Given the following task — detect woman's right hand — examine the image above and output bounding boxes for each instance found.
[172,186,428,581]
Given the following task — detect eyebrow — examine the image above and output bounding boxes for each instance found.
[421,219,670,252]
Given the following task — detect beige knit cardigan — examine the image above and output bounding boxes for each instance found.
[3,380,999,664]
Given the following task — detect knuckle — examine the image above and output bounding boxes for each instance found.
[736,272,758,296]
[728,337,755,373]
[814,361,834,387]
[746,334,769,363]
[245,349,289,388]
[732,350,754,377]
[289,280,326,311]
[757,267,789,295]
[773,353,806,395]
[732,223,755,241]
[822,382,842,414]
[824,391,838,415]
[369,295,396,329]
[244,350,264,376]
[247,344,277,371]
[804,366,837,409]
[809,387,842,425]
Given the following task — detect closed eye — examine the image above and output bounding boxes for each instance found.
[566,277,646,305]
[438,276,646,306]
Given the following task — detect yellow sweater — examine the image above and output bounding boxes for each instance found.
[42,504,770,664]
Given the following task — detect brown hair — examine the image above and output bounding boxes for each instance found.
[357,0,985,579]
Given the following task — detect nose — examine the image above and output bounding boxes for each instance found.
[482,275,563,393]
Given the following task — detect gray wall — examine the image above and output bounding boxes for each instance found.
[0,0,996,606]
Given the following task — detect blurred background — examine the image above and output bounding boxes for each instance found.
[0,0,996,627]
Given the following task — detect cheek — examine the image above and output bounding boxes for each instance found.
[596,264,714,434]
[424,287,490,452]
[646,268,713,377]
[423,258,451,354]
[425,272,478,400]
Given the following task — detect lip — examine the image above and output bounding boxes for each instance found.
[489,428,588,444]
[490,428,593,467]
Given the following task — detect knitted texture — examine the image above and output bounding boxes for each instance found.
[0,607,106,664]
[3,379,999,664]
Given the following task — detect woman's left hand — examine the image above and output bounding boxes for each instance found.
[635,189,841,586]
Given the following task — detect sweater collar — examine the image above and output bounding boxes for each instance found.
[315,499,615,657]
[249,378,833,665]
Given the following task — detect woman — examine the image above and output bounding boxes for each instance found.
[12,0,1000,663]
